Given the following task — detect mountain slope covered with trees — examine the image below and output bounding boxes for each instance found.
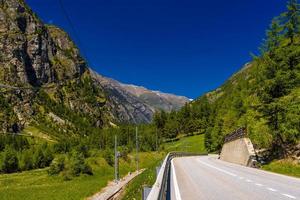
[154,0,300,159]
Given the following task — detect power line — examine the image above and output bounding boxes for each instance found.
[57,0,94,68]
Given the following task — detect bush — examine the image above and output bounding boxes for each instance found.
[19,149,33,171]
[103,149,114,166]
[33,147,46,168]
[69,150,93,176]
[1,146,19,173]
[75,143,89,158]
[33,144,54,169]
[82,162,93,175]
[48,155,65,175]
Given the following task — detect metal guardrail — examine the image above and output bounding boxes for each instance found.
[224,127,247,143]
[146,152,207,200]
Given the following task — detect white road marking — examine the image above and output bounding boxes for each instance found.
[197,159,237,177]
[281,194,297,199]
[267,187,277,192]
[239,177,244,180]
[255,183,263,187]
[171,160,182,200]
[246,179,253,183]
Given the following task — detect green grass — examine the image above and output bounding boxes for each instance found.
[21,126,56,143]
[163,134,207,153]
[0,135,206,200]
[0,151,164,200]
[121,134,207,200]
[121,159,162,200]
[262,159,300,178]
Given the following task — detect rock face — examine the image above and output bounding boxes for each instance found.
[0,0,108,134]
[0,0,85,86]
[0,0,189,134]
[90,71,190,124]
[120,84,190,112]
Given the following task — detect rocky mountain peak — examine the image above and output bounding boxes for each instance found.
[0,0,86,87]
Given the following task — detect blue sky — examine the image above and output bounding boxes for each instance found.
[26,0,287,99]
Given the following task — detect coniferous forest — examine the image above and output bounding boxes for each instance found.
[152,0,300,158]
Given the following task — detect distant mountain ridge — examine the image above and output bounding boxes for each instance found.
[90,70,190,124]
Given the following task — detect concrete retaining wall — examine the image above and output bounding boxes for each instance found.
[220,138,256,166]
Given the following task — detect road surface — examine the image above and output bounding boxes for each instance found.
[170,156,300,200]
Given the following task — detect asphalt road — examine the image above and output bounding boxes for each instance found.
[170,156,300,200]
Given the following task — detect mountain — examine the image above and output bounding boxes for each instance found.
[0,0,113,136]
[120,83,190,112]
[0,0,188,136]
[153,1,300,159]
[90,71,190,124]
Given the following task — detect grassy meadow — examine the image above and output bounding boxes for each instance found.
[0,151,164,200]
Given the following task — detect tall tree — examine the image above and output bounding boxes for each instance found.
[282,0,300,44]
[263,18,282,53]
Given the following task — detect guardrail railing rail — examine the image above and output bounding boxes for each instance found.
[147,152,207,200]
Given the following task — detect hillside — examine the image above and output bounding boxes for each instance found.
[153,1,300,160]
[0,0,189,137]
[90,71,190,124]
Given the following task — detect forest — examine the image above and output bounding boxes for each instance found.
[152,0,300,158]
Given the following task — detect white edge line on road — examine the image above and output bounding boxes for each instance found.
[267,187,277,192]
[281,194,297,199]
[196,157,298,200]
[171,160,182,200]
[197,159,237,177]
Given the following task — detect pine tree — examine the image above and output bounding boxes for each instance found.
[263,18,282,53]
[282,0,300,44]
[1,146,19,173]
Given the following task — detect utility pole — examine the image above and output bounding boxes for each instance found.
[114,135,119,182]
[156,128,158,151]
[136,126,139,172]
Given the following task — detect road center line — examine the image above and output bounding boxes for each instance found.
[171,160,182,200]
[197,159,237,177]
[255,183,263,187]
[281,194,297,199]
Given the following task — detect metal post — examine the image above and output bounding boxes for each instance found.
[156,128,158,151]
[114,135,119,182]
[136,126,139,172]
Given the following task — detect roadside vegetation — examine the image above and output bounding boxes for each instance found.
[262,159,300,178]
[121,134,206,200]
[0,151,164,200]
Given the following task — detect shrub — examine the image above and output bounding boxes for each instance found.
[19,149,33,171]
[1,146,19,173]
[33,144,54,169]
[69,150,93,176]
[103,149,114,166]
[48,155,65,175]
[82,162,93,175]
[33,147,46,168]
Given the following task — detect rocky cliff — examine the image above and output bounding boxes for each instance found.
[0,0,109,135]
[0,0,189,135]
